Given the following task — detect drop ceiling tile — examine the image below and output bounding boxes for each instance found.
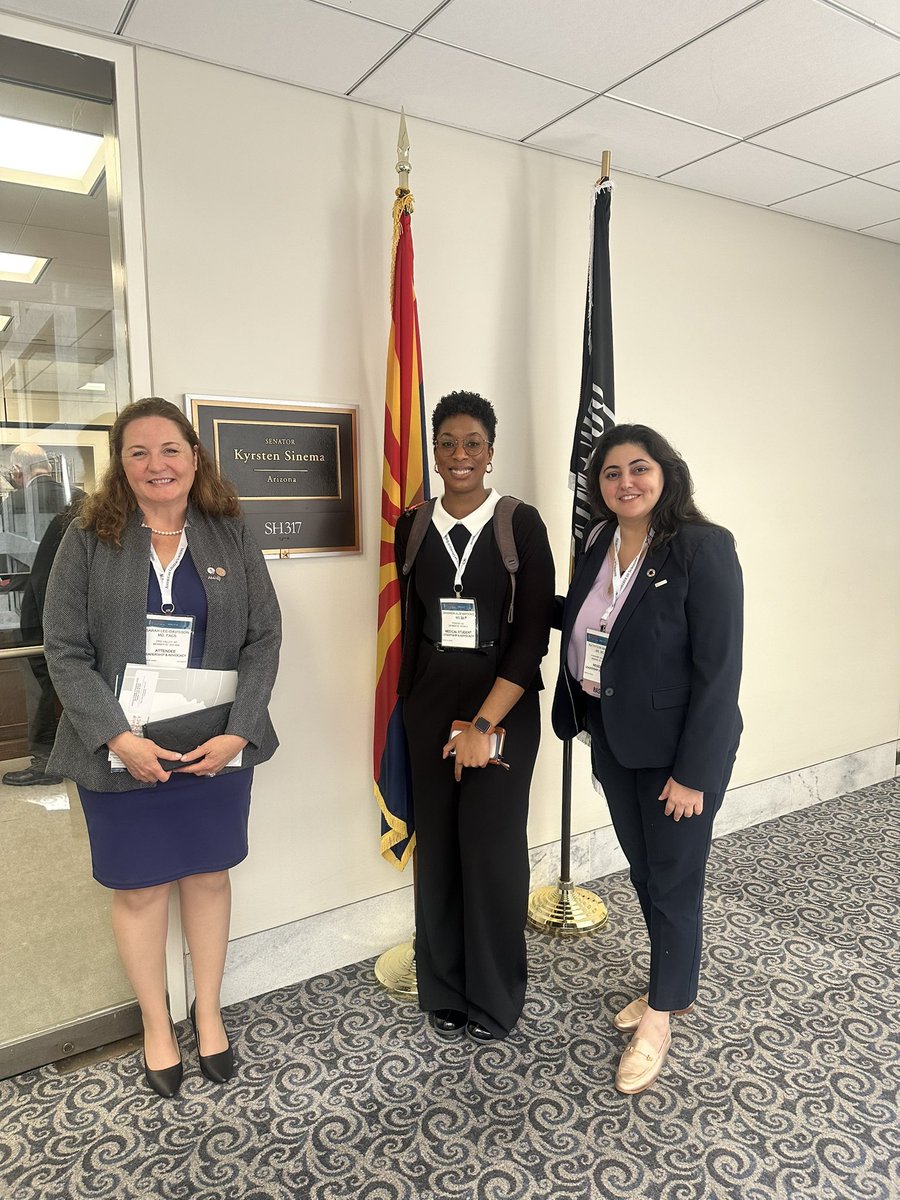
[841,0,900,33]
[663,142,847,205]
[0,220,25,247]
[353,36,592,140]
[860,217,900,242]
[314,0,439,30]
[0,0,128,31]
[28,189,111,237]
[772,176,900,229]
[418,0,754,92]
[611,0,900,136]
[529,96,735,176]
[12,226,109,268]
[861,160,900,188]
[123,0,405,94]
[750,74,900,175]
[0,182,38,224]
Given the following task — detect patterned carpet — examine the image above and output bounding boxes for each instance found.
[2,778,898,1200]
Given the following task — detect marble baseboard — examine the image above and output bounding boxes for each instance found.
[187,740,897,1006]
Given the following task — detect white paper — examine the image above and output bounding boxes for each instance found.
[110,665,241,769]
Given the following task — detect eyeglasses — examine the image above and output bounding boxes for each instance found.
[434,435,491,457]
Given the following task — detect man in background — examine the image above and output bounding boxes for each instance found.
[1,443,84,787]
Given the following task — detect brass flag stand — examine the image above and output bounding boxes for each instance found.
[374,936,417,998]
[528,150,614,938]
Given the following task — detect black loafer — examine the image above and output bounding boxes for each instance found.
[465,1021,496,1044]
[2,763,64,786]
[428,1009,467,1039]
[190,1000,235,1083]
[144,1020,183,1098]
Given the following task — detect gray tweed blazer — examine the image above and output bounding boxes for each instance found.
[44,507,281,792]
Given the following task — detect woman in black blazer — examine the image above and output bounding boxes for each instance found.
[552,424,742,1095]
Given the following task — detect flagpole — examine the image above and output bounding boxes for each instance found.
[528,152,614,937]
[374,109,420,998]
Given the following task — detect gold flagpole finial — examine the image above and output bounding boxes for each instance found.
[397,108,411,195]
[598,149,611,184]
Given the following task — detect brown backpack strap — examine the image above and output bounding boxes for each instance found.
[401,498,437,576]
[493,495,522,623]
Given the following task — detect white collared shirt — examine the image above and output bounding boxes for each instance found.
[432,488,501,540]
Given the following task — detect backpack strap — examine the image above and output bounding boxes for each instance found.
[403,495,523,625]
[401,498,437,576]
[493,495,522,623]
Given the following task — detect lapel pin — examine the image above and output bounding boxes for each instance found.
[654,579,668,588]
[646,568,656,578]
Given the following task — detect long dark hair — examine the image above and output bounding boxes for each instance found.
[81,397,240,545]
[585,424,710,546]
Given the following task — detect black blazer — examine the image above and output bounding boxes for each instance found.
[551,520,743,794]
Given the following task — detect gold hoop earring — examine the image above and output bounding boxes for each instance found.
[485,462,493,473]
[433,463,439,472]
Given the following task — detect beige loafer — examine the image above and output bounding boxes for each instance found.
[611,993,649,1032]
[611,994,695,1033]
[615,1030,672,1094]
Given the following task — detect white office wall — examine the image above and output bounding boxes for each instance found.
[128,48,899,940]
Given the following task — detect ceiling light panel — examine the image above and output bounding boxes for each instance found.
[0,251,50,284]
[772,176,900,228]
[353,36,592,140]
[750,74,900,176]
[0,314,11,332]
[0,116,105,194]
[420,0,755,93]
[530,96,736,177]
[124,0,405,95]
[610,0,900,137]
[662,143,847,206]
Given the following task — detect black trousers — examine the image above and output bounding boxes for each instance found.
[21,654,59,761]
[585,697,735,1012]
[403,642,540,1038]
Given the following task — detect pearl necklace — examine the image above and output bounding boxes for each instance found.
[142,523,185,536]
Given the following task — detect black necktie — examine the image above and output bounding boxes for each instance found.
[449,523,470,557]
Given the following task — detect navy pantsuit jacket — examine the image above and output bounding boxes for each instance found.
[551,520,743,795]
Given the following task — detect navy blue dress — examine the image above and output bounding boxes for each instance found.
[78,548,252,890]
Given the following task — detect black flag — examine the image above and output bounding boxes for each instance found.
[570,180,615,550]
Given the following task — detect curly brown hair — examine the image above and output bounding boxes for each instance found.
[81,397,241,545]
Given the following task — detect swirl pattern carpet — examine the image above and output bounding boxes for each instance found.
[2,778,898,1200]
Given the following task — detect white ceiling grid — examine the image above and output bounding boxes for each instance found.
[0,0,898,239]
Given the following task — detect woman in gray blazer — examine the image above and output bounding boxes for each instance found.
[44,398,281,1098]
[553,424,742,1096]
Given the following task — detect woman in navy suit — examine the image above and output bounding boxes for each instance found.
[553,424,743,1094]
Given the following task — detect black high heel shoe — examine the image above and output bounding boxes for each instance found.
[190,1000,234,1083]
[143,1018,183,1098]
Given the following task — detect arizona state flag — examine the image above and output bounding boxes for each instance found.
[374,192,430,869]
[570,179,615,550]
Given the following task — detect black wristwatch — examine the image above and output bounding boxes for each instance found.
[473,716,492,735]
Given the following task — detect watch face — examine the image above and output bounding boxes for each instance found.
[474,717,491,734]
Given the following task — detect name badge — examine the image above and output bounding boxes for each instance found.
[582,627,609,696]
[145,614,194,668]
[440,597,479,648]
